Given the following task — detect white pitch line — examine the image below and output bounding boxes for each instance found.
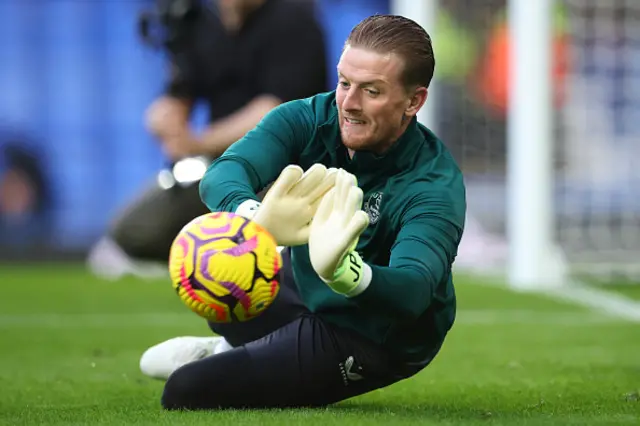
[459,270,640,323]
[536,281,640,323]
[0,313,197,328]
[0,309,626,329]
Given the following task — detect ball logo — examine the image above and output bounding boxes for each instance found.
[363,191,383,225]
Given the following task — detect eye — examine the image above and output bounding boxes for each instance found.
[338,81,350,89]
[365,88,380,96]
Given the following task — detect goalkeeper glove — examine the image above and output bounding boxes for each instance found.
[308,169,371,297]
[236,164,337,247]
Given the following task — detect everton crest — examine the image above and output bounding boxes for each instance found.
[363,191,383,225]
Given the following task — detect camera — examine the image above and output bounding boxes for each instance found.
[138,0,203,54]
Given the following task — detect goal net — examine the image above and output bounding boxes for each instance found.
[426,0,640,284]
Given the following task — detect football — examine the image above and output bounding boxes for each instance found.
[168,211,282,323]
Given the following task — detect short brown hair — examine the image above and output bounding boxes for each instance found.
[345,14,435,89]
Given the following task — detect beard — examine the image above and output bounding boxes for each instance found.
[339,121,401,155]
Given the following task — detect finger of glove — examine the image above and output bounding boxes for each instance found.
[308,195,323,219]
[335,169,357,207]
[288,163,327,197]
[344,210,370,244]
[306,167,338,203]
[307,174,336,218]
[293,225,311,247]
[312,186,335,226]
[342,184,364,219]
[267,165,304,199]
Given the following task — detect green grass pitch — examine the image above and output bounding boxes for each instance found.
[0,264,638,425]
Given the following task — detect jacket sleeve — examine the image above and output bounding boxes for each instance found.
[352,187,466,320]
[199,100,314,213]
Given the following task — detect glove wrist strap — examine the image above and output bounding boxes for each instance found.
[236,199,286,253]
[235,199,261,220]
[324,251,372,297]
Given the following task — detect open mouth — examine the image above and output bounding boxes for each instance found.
[345,117,366,125]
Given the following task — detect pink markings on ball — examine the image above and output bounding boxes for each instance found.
[223,235,258,257]
[175,235,190,259]
[198,250,218,283]
[198,235,258,282]
[176,236,203,305]
[220,281,252,311]
[199,223,232,235]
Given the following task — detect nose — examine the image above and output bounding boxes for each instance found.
[341,87,362,113]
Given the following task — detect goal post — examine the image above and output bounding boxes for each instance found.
[506,0,565,289]
[391,0,564,288]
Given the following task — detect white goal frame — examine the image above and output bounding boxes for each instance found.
[391,0,566,289]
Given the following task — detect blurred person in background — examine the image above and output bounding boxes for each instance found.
[474,2,568,123]
[0,135,50,250]
[430,0,509,272]
[87,0,328,279]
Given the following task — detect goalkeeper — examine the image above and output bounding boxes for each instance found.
[140,14,466,410]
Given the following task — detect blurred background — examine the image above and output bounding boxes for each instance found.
[1,3,639,422]
[0,0,638,287]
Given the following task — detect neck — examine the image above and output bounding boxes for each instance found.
[218,6,241,31]
[218,0,264,31]
[372,118,414,156]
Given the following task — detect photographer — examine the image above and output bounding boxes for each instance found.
[88,0,328,279]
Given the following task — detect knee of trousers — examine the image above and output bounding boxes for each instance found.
[160,348,257,410]
[161,366,205,411]
[109,184,207,261]
[109,216,173,261]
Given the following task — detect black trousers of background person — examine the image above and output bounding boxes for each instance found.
[161,249,419,410]
[110,181,210,262]
[109,178,272,263]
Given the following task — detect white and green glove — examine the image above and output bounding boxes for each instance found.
[308,169,371,297]
[236,164,337,247]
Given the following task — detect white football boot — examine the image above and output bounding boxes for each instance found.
[139,336,233,380]
[86,236,168,281]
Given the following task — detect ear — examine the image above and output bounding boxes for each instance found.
[404,87,428,118]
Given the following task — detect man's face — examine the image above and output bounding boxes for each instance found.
[336,45,423,154]
[218,0,262,11]
[0,169,35,216]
